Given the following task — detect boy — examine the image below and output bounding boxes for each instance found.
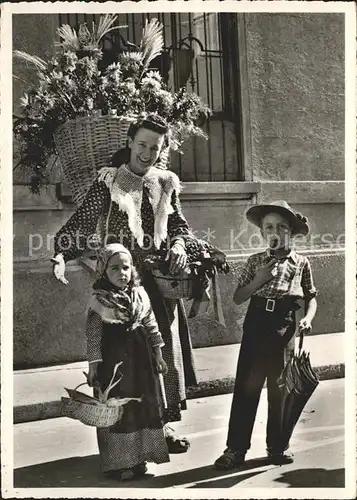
[214,200,317,469]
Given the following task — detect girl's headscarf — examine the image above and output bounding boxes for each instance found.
[95,243,133,279]
[91,244,146,329]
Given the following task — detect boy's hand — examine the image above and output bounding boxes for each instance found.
[255,259,278,286]
[155,352,168,375]
[86,362,100,387]
[298,317,312,334]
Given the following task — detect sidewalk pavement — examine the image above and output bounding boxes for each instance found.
[14,332,344,424]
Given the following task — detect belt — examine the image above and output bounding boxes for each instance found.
[250,295,300,313]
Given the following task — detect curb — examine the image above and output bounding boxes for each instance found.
[14,362,344,425]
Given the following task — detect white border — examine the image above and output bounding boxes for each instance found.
[1,3,14,497]
[1,1,356,499]
[344,3,357,496]
[2,1,353,14]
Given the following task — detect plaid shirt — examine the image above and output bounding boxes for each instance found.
[236,250,317,300]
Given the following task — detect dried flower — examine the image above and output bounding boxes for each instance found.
[13,16,210,193]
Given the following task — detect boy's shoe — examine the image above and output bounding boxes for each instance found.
[214,448,246,470]
[267,450,294,465]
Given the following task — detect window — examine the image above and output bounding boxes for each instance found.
[58,13,244,182]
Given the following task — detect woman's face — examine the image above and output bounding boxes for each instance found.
[260,212,292,250]
[128,127,165,176]
[105,253,132,289]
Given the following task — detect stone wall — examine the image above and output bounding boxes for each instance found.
[245,13,344,182]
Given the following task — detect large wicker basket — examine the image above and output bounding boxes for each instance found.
[54,114,169,206]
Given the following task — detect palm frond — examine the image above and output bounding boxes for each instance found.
[13,50,47,71]
[57,24,80,51]
[140,18,164,72]
[94,14,127,44]
[13,74,32,86]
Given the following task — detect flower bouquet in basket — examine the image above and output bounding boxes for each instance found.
[61,362,142,428]
[14,14,210,203]
[144,239,229,324]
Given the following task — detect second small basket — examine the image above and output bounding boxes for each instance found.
[151,268,195,300]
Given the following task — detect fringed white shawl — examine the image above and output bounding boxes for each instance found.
[98,164,182,249]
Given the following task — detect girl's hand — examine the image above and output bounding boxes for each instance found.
[166,242,187,275]
[255,259,278,286]
[51,254,69,285]
[298,317,312,334]
[87,362,100,387]
[155,352,168,375]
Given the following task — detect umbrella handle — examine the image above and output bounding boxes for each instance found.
[158,373,168,409]
[298,330,304,353]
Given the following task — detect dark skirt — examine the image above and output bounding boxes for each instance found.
[140,269,198,422]
[96,323,169,471]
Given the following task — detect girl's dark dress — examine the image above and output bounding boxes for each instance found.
[86,284,170,471]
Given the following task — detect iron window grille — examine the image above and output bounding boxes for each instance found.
[58,12,245,182]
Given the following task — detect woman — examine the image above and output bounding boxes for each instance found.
[52,114,207,452]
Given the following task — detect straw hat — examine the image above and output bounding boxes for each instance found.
[246,200,309,236]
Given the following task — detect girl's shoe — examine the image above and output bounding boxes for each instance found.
[105,469,135,482]
[105,462,148,482]
[214,449,246,470]
[267,450,294,465]
[164,425,190,453]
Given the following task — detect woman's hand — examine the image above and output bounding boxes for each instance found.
[86,362,100,387]
[154,350,168,375]
[51,254,69,285]
[166,242,187,275]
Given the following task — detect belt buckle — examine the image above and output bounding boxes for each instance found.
[266,299,275,312]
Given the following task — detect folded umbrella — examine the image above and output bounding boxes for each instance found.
[278,331,319,449]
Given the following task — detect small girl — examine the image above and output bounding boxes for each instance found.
[86,243,170,481]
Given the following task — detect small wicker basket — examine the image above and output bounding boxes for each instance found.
[151,268,195,300]
[54,114,170,206]
[61,362,141,428]
[62,385,125,428]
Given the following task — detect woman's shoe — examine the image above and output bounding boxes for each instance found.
[214,449,246,470]
[164,425,190,453]
[132,462,148,477]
